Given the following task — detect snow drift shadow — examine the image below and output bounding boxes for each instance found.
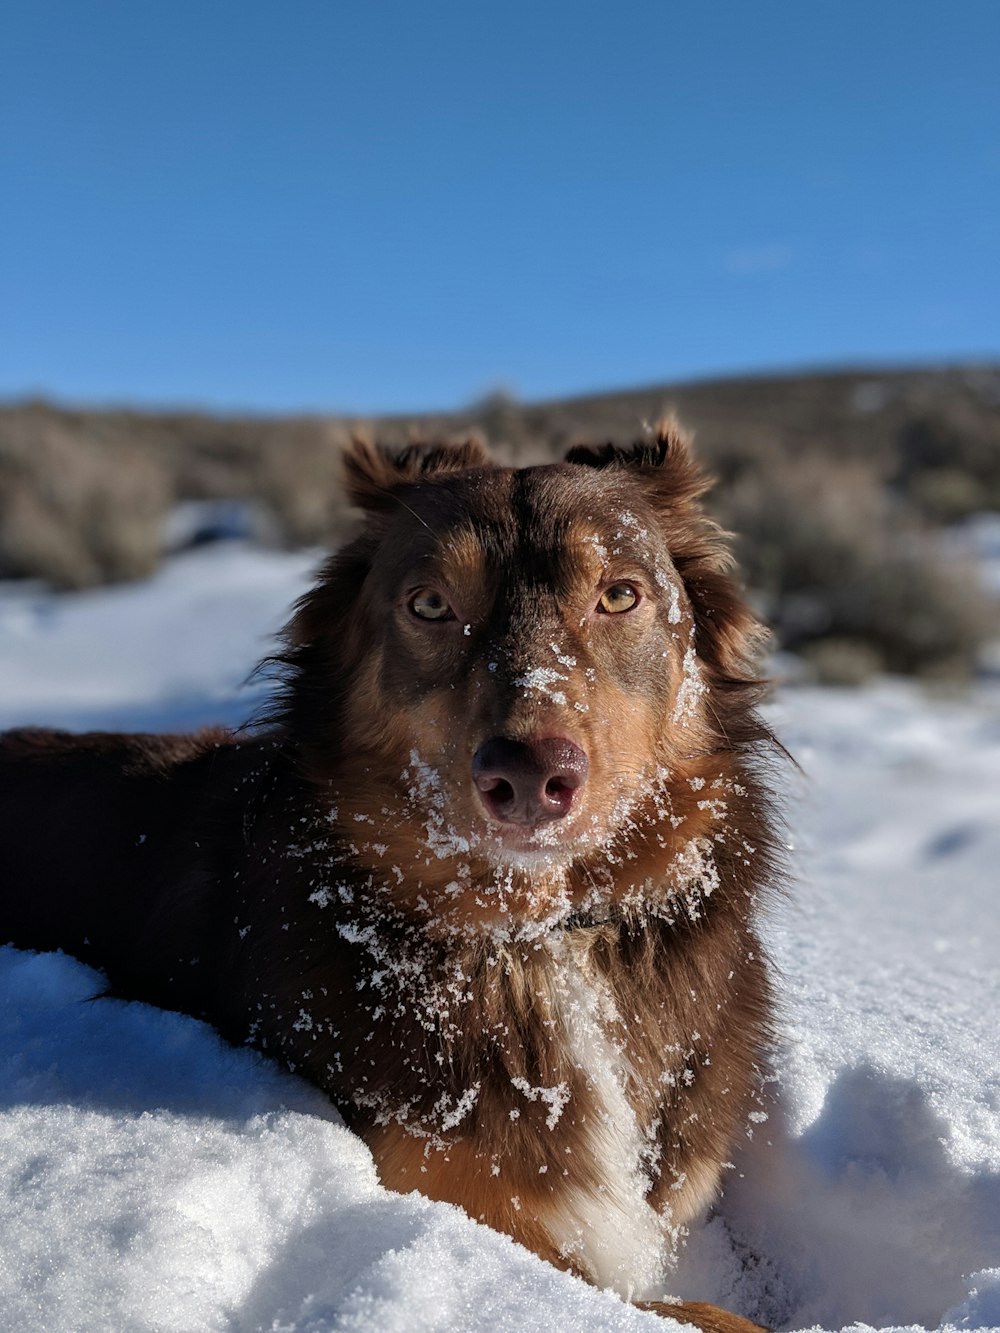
[0,946,334,1123]
[675,1065,1000,1330]
[229,1188,656,1333]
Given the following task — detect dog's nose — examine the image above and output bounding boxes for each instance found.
[472,736,589,826]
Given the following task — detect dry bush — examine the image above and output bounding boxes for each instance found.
[0,410,170,588]
[165,416,265,500]
[797,638,886,688]
[2,368,997,681]
[892,411,1000,522]
[721,452,996,680]
[254,420,355,546]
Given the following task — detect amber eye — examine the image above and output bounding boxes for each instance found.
[409,588,455,621]
[598,583,638,614]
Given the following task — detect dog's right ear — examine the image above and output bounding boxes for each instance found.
[342,437,493,513]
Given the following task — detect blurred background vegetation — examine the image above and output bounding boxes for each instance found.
[2,364,998,684]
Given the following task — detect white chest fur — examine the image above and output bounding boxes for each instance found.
[539,938,667,1299]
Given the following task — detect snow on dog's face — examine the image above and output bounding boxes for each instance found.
[278,425,766,933]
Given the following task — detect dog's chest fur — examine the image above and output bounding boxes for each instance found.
[536,935,667,1294]
[227,783,770,1301]
[274,915,696,1296]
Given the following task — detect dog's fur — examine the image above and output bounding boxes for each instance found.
[0,425,780,1331]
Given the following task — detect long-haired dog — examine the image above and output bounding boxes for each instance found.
[0,425,780,1331]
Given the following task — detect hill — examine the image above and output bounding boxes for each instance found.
[2,364,998,679]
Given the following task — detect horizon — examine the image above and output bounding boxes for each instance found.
[3,2,998,414]
[5,354,998,422]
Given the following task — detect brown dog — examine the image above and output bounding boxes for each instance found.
[0,425,780,1331]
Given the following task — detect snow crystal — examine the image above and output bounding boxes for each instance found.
[512,665,569,707]
[671,642,705,725]
[509,1076,571,1132]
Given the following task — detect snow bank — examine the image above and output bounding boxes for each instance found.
[0,948,654,1332]
[670,685,1000,1330]
[1,549,998,1331]
[0,544,319,733]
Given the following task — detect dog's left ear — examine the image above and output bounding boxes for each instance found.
[564,418,710,510]
[343,437,494,513]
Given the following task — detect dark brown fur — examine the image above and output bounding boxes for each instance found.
[0,425,781,1332]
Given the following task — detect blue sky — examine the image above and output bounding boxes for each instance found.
[2,1,998,413]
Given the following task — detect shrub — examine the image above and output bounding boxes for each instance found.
[0,410,169,588]
[254,420,354,546]
[720,452,996,681]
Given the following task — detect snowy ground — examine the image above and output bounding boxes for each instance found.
[0,544,998,1333]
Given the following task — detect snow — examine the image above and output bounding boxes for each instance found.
[671,683,1000,1330]
[1,545,999,1332]
[0,543,319,733]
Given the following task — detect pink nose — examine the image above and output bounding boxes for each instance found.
[472,737,589,826]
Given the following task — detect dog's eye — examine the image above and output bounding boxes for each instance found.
[598,583,638,614]
[409,588,455,621]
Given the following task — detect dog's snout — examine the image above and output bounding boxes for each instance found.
[472,736,589,826]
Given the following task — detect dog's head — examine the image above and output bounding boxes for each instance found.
[275,424,771,932]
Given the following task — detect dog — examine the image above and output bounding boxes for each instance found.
[0,424,781,1331]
